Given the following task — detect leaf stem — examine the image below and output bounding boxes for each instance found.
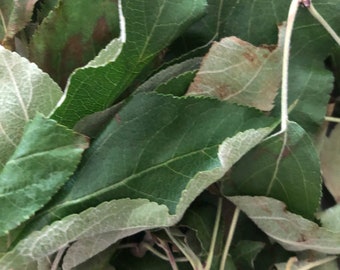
[285,256,298,270]
[281,0,300,133]
[324,116,340,123]
[0,8,6,36]
[205,197,223,270]
[165,228,204,270]
[307,2,340,46]
[51,245,68,270]
[219,207,240,270]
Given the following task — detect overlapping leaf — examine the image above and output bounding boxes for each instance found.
[221,0,340,133]
[223,121,321,219]
[1,93,275,267]
[228,196,340,254]
[0,114,88,236]
[29,0,120,88]
[52,0,207,128]
[0,45,62,169]
[187,27,283,110]
[0,0,38,49]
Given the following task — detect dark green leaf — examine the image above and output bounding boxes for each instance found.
[52,0,207,128]
[0,114,88,236]
[230,240,265,270]
[47,93,275,221]
[221,0,340,133]
[224,121,321,219]
[29,0,120,87]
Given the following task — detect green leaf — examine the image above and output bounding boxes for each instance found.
[52,0,207,128]
[29,0,120,87]
[0,0,38,48]
[0,114,88,236]
[228,196,340,254]
[136,57,201,95]
[187,26,284,111]
[0,46,62,169]
[221,0,340,133]
[230,240,265,270]
[46,93,275,221]
[224,121,321,219]
[3,93,275,266]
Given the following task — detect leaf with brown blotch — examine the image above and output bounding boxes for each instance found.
[187,25,284,111]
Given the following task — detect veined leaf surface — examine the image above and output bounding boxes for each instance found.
[0,114,88,236]
[224,121,322,219]
[52,0,207,128]
[0,45,62,169]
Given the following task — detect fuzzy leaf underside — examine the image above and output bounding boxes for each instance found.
[0,45,62,169]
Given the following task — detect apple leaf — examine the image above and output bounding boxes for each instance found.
[52,0,207,128]
[187,26,284,111]
[228,196,340,254]
[0,45,62,170]
[0,114,88,236]
[224,121,322,220]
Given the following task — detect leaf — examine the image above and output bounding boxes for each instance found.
[319,124,340,202]
[52,0,207,128]
[0,0,38,49]
[221,0,340,133]
[0,114,88,236]
[62,232,118,270]
[44,93,275,222]
[318,204,340,233]
[29,0,120,87]
[0,45,62,170]
[187,26,284,111]
[230,240,265,270]
[228,196,340,254]
[136,57,201,94]
[3,93,275,267]
[223,121,321,220]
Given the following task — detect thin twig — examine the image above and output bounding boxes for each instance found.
[307,2,340,46]
[205,197,223,269]
[219,207,240,270]
[285,256,298,270]
[324,116,340,123]
[280,0,300,133]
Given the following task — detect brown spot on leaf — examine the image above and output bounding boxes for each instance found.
[243,51,256,62]
[92,17,111,43]
[261,44,277,52]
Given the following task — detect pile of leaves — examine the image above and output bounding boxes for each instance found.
[0,0,339,269]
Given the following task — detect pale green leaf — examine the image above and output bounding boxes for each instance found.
[0,0,38,47]
[1,93,275,267]
[62,233,118,270]
[0,45,62,169]
[318,204,340,233]
[224,121,321,219]
[52,0,207,128]
[0,114,88,236]
[228,196,340,254]
[187,26,284,111]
